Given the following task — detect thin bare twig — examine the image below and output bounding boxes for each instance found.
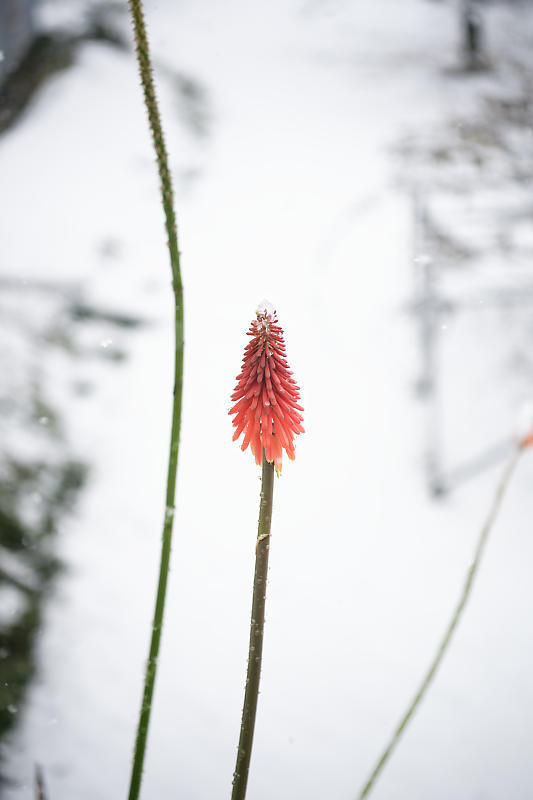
[34,764,47,800]
[359,444,524,798]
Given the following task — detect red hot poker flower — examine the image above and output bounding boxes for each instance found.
[230,305,304,473]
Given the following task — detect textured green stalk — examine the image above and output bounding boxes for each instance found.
[232,453,275,800]
[127,2,184,799]
[358,445,524,799]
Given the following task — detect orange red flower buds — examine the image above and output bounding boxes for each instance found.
[230,305,304,473]
[522,432,533,448]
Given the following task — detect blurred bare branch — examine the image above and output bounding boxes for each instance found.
[34,764,47,800]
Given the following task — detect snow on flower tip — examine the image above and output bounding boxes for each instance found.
[229,305,304,473]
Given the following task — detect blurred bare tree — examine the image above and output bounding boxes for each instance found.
[0,0,37,81]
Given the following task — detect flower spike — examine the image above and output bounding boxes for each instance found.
[230,305,304,473]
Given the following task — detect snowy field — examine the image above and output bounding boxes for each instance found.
[2,0,533,798]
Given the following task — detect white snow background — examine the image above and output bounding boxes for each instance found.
[2,0,533,798]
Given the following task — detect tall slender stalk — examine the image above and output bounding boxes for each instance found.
[232,452,275,800]
[358,444,524,799]
[126,2,184,799]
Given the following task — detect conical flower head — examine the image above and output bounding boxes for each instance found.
[230,305,304,473]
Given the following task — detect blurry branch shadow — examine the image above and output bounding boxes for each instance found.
[0,16,126,136]
[34,764,47,800]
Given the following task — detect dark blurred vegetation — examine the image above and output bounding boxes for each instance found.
[0,458,86,741]
[0,274,148,780]
[0,3,127,134]
[0,2,147,778]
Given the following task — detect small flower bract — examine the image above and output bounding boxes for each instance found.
[230,305,304,473]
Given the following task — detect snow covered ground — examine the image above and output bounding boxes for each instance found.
[2,0,533,798]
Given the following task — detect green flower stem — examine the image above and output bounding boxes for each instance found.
[232,452,275,800]
[358,444,524,799]
[127,2,184,799]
